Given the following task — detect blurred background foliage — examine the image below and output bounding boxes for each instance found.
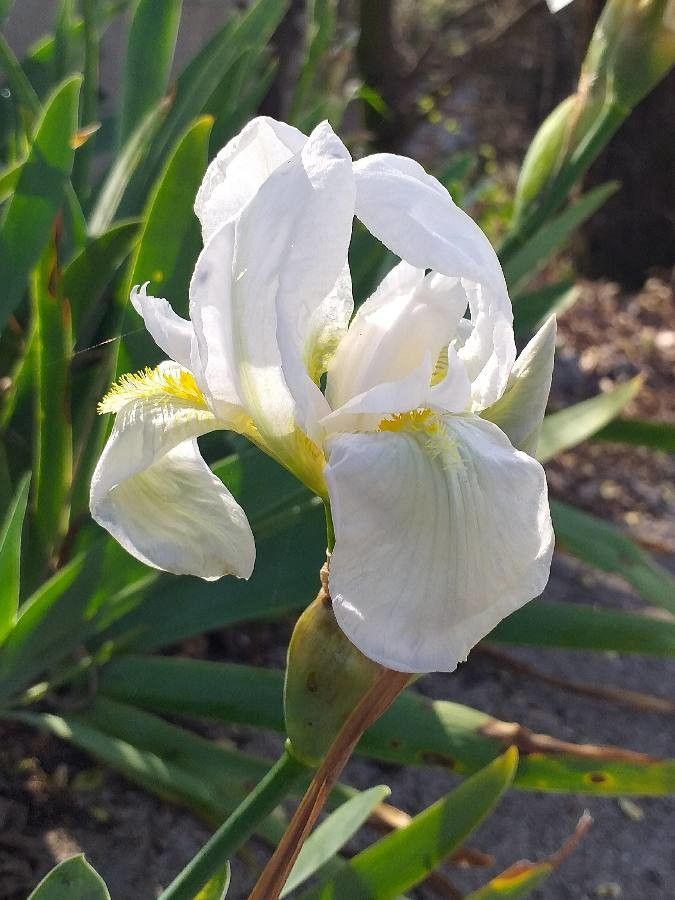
[0,0,674,897]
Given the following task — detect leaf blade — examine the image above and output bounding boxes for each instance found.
[119,0,183,143]
[502,182,619,290]
[538,377,643,462]
[0,75,81,328]
[551,499,675,615]
[0,473,31,641]
[298,750,517,899]
[27,855,110,900]
[281,786,392,897]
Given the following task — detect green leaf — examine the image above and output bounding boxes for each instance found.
[551,499,675,615]
[0,157,23,202]
[502,182,619,290]
[281,786,391,898]
[53,0,81,82]
[31,239,73,564]
[0,473,30,641]
[298,750,517,899]
[290,0,337,124]
[75,695,270,787]
[27,855,110,900]
[119,0,183,143]
[99,656,675,796]
[72,0,101,199]
[195,866,230,900]
[465,811,592,899]
[592,417,675,453]
[129,0,286,202]
[62,218,140,336]
[88,99,168,236]
[0,75,81,328]
[538,377,642,462]
[512,279,578,337]
[15,700,288,847]
[465,863,552,899]
[490,598,675,656]
[16,709,239,825]
[121,114,213,368]
[0,546,103,701]
[0,0,15,23]
[0,30,41,120]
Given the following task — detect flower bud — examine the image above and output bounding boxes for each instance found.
[513,0,674,224]
[513,95,580,222]
[586,0,675,111]
[284,564,384,767]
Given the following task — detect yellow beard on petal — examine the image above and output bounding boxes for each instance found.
[98,366,209,415]
[379,408,461,467]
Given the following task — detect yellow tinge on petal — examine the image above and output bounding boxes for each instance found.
[98,366,209,415]
[379,409,461,467]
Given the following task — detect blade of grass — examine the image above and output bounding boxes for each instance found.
[297,751,517,900]
[72,0,100,199]
[118,114,213,369]
[512,279,578,337]
[592,417,675,453]
[30,237,73,567]
[98,656,675,796]
[0,75,81,328]
[125,0,287,206]
[538,377,643,462]
[118,0,182,143]
[88,98,169,236]
[281,786,391,898]
[551,499,675,615]
[0,473,30,641]
[502,182,619,290]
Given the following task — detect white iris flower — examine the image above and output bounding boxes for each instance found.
[91,118,555,673]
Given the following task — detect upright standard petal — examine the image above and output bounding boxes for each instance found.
[194,117,306,243]
[325,261,470,418]
[353,154,516,409]
[228,121,355,488]
[90,363,255,580]
[482,317,557,455]
[189,221,246,419]
[325,415,553,673]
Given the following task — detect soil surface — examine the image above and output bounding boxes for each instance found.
[2,275,674,899]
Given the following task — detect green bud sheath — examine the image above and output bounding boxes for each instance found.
[284,563,385,767]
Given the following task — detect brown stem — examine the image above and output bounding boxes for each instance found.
[248,667,411,900]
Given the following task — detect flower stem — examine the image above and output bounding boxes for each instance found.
[158,747,308,900]
[249,667,410,900]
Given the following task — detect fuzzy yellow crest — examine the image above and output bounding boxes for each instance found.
[379,409,461,466]
[98,366,208,415]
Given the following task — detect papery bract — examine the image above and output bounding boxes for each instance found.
[91,117,555,673]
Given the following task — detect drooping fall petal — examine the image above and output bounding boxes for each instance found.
[90,363,254,579]
[325,415,553,673]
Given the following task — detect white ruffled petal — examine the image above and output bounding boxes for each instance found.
[325,415,553,673]
[353,154,516,409]
[91,363,254,580]
[189,222,246,419]
[482,317,557,455]
[230,121,354,466]
[130,284,193,371]
[326,262,470,415]
[194,117,306,243]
